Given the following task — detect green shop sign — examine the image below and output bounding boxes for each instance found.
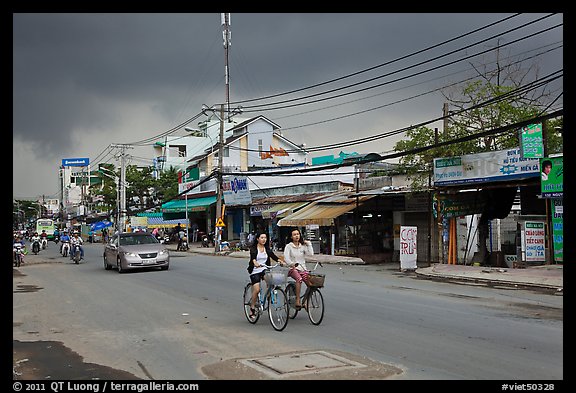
[540,156,563,198]
[520,123,543,159]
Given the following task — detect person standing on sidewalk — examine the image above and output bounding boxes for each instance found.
[283,228,314,310]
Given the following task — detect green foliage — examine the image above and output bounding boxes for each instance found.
[394,75,562,190]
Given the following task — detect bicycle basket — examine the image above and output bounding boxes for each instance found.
[264,266,289,286]
[308,273,325,288]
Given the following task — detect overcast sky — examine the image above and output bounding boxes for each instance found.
[13,13,563,201]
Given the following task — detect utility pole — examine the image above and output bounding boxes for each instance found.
[222,13,231,115]
[111,144,133,233]
[215,104,225,252]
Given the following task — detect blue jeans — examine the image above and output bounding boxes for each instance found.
[71,246,84,259]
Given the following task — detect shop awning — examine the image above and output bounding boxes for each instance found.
[261,202,309,219]
[277,203,357,227]
[161,195,216,214]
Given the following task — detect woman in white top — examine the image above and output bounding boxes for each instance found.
[283,228,314,309]
[246,232,285,317]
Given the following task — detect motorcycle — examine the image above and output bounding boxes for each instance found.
[32,239,41,255]
[13,244,24,267]
[177,236,189,251]
[71,244,82,264]
[41,237,48,250]
[201,233,210,248]
[53,235,60,244]
[163,234,171,244]
[61,241,70,257]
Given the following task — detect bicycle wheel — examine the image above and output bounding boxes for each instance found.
[306,288,324,325]
[243,283,259,324]
[268,287,289,331]
[286,283,299,319]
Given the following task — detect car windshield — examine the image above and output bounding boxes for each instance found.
[119,235,159,246]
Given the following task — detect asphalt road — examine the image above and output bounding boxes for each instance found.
[13,242,563,381]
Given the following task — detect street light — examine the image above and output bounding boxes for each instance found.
[98,169,121,233]
[184,127,215,156]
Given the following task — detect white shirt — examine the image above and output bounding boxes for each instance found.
[252,250,269,275]
[283,241,314,272]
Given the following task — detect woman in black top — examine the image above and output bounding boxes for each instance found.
[246,232,285,316]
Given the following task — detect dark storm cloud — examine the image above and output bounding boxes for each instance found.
[13,13,563,198]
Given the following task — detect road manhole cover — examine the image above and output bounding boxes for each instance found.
[240,351,366,378]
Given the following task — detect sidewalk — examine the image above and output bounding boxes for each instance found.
[172,244,563,292]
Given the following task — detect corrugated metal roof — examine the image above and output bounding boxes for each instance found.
[261,202,309,219]
[277,203,357,227]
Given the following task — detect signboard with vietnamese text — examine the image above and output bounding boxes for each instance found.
[433,148,539,186]
[524,221,545,262]
[400,226,417,270]
[540,156,563,198]
[551,199,563,262]
[519,123,543,159]
[222,176,252,206]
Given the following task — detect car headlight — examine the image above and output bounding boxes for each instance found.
[158,249,168,255]
[122,252,138,257]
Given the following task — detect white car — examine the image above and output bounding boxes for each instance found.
[103,232,170,273]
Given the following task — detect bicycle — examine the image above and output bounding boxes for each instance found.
[243,264,290,331]
[286,262,325,325]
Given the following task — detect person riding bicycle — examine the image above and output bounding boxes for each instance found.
[283,228,314,310]
[246,231,285,317]
[70,232,84,260]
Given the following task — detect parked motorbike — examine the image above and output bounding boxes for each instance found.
[177,236,189,251]
[201,233,210,248]
[32,239,41,255]
[61,241,70,257]
[71,244,82,264]
[163,234,171,244]
[13,244,24,267]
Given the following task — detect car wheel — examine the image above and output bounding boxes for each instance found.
[117,258,125,274]
[103,254,112,270]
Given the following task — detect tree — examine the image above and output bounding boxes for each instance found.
[394,49,563,263]
[90,164,118,216]
[125,165,156,210]
[155,166,180,203]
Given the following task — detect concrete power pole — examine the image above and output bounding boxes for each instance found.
[111,144,133,232]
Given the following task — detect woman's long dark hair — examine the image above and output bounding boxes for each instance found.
[250,231,270,250]
[289,228,305,245]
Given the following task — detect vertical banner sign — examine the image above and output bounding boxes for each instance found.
[524,221,545,262]
[551,199,563,262]
[520,123,543,159]
[400,226,417,270]
[540,156,563,198]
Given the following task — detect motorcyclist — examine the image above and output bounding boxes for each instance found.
[13,236,26,263]
[40,230,48,249]
[59,230,71,253]
[31,232,41,253]
[70,232,84,260]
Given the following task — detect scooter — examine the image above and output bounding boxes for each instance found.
[201,233,210,248]
[71,244,82,264]
[53,235,60,244]
[32,239,41,255]
[61,241,70,257]
[41,237,48,250]
[177,236,189,251]
[13,244,24,267]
